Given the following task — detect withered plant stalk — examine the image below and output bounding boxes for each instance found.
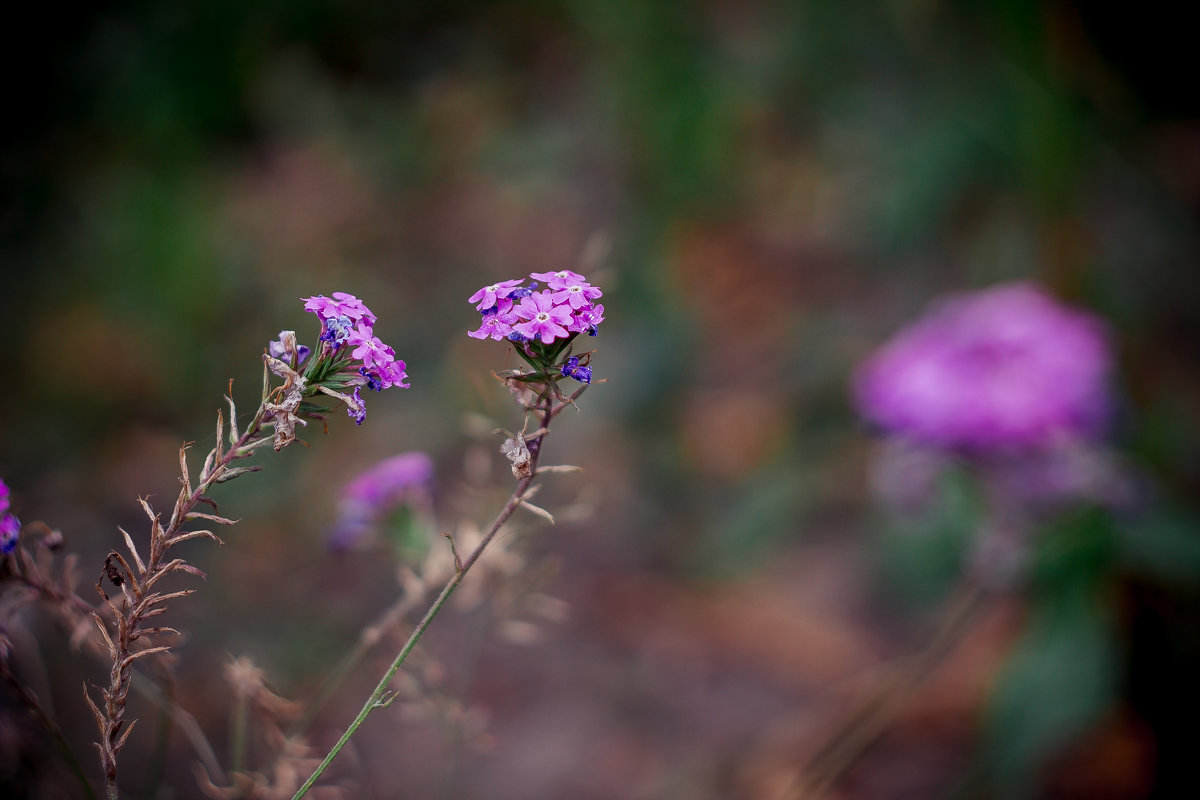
[291,382,586,799]
[86,382,277,800]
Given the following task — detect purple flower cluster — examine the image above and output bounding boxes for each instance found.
[300,292,410,425]
[468,270,605,345]
[853,283,1112,451]
[329,452,435,551]
[1,479,20,555]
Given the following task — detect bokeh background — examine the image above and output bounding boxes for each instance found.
[2,1,1199,798]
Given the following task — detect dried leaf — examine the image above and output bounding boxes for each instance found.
[179,443,193,497]
[91,613,117,659]
[120,646,173,670]
[171,562,207,579]
[213,466,262,484]
[82,684,104,729]
[119,528,146,575]
[501,433,533,478]
[166,530,224,547]
[113,717,138,753]
[215,409,225,464]
[227,394,240,446]
[519,499,556,524]
[135,625,181,639]
[185,511,238,526]
[141,589,195,608]
[137,497,158,523]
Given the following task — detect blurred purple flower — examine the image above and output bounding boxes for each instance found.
[1,514,18,554]
[1,479,18,554]
[330,452,435,552]
[853,283,1112,451]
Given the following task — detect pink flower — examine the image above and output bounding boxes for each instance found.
[348,323,396,371]
[853,283,1112,451]
[468,279,525,311]
[302,292,378,326]
[372,360,408,389]
[529,269,588,289]
[469,314,517,341]
[513,290,574,344]
[569,303,605,335]
[551,280,603,310]
[331,452,435,551]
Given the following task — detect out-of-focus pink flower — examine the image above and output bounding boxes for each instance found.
[853,283,1112,451]
[330,452,435,551]
[1,479,19,554]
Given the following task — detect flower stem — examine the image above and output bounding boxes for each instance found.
[290,388,560,798]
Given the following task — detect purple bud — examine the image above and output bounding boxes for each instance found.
[320,315,354,347]
[347,387,367,425]
[0,513,19,555]
[358,366,384,392]
[560,356,591,383]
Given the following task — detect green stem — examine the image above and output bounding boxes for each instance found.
[290,390,558,799]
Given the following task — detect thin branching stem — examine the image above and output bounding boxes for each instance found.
[290,385,563,799]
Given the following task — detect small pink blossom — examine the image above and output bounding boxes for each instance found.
[569,303,605,334]
[377,360,410,389]
[348,324,396,370]
[513,290,574,344]
[551,281,603,310]
[302,292,378,326]
[469,314,517,341]
[468,279,525,311]
[529,269,588,290]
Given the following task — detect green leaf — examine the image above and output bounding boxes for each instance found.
[983,585,1118,798]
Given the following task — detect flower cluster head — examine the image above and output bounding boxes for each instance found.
[468,269,605,345]
[1,479,20,555]
[263,292,410,432]
[853,282,1112,452]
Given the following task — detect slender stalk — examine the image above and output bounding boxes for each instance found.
[780,583,987,800]
[290,385,568,799]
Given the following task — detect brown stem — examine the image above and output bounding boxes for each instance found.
[94,409,269,799]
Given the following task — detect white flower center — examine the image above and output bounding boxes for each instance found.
[536,312,550,322]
